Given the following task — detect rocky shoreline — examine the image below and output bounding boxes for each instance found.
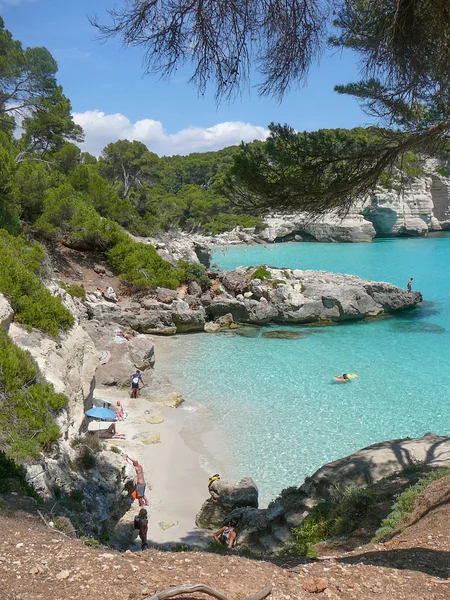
[85,266,422,335]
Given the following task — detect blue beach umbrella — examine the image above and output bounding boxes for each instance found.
[85,406,116,421]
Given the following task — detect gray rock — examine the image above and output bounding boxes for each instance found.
[215,313,234,328]
[171,305,206,332]
[206,298,251,322]
[204,321,221,333]
[261,330,309,339]
[156,287,178,304]
[196,477,259,529]
[93,264,106,275]
[127,336,155,370]
[103,286,118,303]
[188,281,203,297]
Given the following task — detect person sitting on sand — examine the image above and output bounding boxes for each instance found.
[213,520,237,549]
[126,456,149,506]
[130,369,144,399]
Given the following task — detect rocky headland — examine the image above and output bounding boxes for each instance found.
[84,265,422,335]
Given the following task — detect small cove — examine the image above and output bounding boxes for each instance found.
[158,235,450,506]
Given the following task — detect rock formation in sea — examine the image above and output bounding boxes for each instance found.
[84,266,422,334]
[204,433,450,555]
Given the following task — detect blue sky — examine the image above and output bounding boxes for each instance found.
[2,0,373,156]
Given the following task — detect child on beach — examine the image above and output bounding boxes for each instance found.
[116,401,124,420]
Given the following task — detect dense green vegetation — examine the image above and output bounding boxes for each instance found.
[95,1,450,214]
[0,231,74,336]
[0,327,67,460]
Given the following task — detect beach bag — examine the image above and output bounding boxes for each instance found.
[134,515,140,530]
[131,490,138,499]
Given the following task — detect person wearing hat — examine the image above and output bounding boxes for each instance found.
[130,369,144,398]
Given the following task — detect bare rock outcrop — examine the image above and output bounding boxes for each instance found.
[210,266,422,325]
[0,293,13,330]
[196,477,259,529]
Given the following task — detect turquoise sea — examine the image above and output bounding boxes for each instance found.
[160,236,450,505]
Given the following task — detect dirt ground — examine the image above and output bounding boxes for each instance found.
[1,477,450,600]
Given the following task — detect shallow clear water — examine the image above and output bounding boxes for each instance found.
[160,236,450,505]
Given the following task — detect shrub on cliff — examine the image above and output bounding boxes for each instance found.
[0,328,67,460]
[0,230,74,336]
[178,260,212,290]
[107,237,182,289]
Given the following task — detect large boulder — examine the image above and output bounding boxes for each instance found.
[171,299,206,332]
[196,477,259,529]
[95,343,152,388]
[127,336,155,370]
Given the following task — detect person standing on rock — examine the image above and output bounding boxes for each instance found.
[130,369,144,398]
[126,456,149,506]
[407,277,413,292]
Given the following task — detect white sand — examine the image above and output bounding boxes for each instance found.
[93,336,226,549]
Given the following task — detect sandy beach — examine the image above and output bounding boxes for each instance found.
[93,335,227,550]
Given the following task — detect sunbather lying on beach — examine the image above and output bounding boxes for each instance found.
[93,423,126,439]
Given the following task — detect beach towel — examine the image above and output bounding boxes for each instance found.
[99,350,112,365]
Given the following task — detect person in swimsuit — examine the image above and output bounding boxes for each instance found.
[126,456,149,506]
[213,520,237,549]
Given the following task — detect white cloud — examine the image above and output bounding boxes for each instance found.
[72,109,269,157]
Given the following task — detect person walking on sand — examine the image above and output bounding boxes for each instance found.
[407,277,413,292]
[126,456,149,506]
[130,369,144,398]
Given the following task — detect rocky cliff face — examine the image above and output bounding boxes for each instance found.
[203,167,450,244]
[0,291,134,536]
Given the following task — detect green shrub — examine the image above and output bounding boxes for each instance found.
[290,485,375,557]
[60,282,86,300]
[0,230,74,336]
[0,329,67,460]
[373,470,450,542]
[178,260,212,290]
[107,237,181,289]
[251,266,271,280]
[436,166,450,177]
[70,434,104,454]
[80,536,101,547]
[0,452,40,498]
[54,516,77,538]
